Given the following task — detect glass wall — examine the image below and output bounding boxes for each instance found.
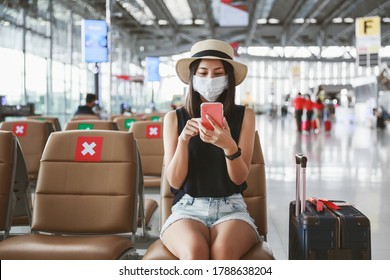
[0,0,137,125]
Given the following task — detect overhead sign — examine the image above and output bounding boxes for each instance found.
[218,0,248,27]
[81,20,108,63]
[146,57,160,82]
[355,16,381,55]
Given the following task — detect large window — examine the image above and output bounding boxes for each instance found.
[0,47,24,104]
[25,53,47,114]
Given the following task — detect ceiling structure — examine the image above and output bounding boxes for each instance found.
[78,0,390,61]
[2,0,390,62]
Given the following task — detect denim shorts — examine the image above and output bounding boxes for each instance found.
[160,193,259,240]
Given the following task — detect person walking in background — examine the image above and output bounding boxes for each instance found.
[313,97,324,133]
[293,92,304,132]
[304,94,314,132]
[74,93,98,116]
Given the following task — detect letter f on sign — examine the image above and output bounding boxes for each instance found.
[364,20,373,34]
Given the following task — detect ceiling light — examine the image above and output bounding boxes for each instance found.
[268,18,279,24]
[158,20,168,25]
[164,0,193,25]
[145,20,154,25]
[333,18,342,23]
[294,18,305,24]
[194,19,205,25]
[257,19,267,24]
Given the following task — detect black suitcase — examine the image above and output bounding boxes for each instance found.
[288,154,371,260]
[328,201,371,259]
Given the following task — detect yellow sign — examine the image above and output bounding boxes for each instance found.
[355,16,381,54]
[356,16,381,37]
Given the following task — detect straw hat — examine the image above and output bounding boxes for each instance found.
[175,39,248,85]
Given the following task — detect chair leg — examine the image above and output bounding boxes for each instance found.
[138,196,147,238]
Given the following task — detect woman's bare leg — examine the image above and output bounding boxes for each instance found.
[210,220,257,260]
[161,219,210,260]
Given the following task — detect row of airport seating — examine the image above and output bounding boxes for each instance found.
[0,114,165,234]
[27,111,166,132]
[0,129,140,259]
[0,113,275,259]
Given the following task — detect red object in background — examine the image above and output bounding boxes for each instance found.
[301,121,310,131]
[114,75,144,83]
[324,120,331,131]
[221,0,248,12]
[293,96,305,110]
[229,42,240,57]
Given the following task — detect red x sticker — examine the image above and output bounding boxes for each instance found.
[74,136,104,162]
[13,123,28,136]
[146,124,161,138]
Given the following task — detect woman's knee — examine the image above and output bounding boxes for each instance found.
[210,220,258,260]
[210,242,240,260]
[161,220,211,259]
[179,241,210,260]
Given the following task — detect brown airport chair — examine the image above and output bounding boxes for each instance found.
[0,130,141,259]
[27,116,62,131]
[130,121,164,189]
[0,131,30,239]
[142,131,275,260]
[143,112,166,122]
[109,114,124,121]
[71,114,100,121]
[0,131,17,239]
[0,120,53,221]
[0,120,54,184]
[113,115,145,131]
[64,119,119,131]
[129,121,163,236]
[10,135,30,227]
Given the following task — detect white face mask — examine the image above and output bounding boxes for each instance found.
[192,75,228,101]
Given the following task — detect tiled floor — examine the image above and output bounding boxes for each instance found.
[259,108,390,260]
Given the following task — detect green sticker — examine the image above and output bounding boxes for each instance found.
[124,118,136,129]
[36,118,45,121]
[78,123,94,130]
[151,116,160,121]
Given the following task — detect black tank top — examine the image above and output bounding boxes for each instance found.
[171,105,247,205]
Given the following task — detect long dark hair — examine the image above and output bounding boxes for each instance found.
[184,59,236,118]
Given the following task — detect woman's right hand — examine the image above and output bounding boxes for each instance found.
[179,118,200,142]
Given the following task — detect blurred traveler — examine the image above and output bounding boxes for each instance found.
[304,94,314,132]
[293,92,304,132]
[313,97,324,133]
[74,93,98,116]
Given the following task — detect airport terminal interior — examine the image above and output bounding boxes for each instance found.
[1,0,390,260]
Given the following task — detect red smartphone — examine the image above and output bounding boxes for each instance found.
[201,102,223,131]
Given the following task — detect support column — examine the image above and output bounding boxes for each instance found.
[106,0,113,114]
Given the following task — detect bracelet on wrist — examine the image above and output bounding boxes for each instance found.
[225,147,241,160]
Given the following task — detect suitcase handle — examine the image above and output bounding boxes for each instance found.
[295,153,307,216]
[295,153,307,167]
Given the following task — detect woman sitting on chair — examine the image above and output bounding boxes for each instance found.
[161,39,259,260]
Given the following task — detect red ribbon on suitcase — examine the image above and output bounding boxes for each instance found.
[308,197,341,212]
